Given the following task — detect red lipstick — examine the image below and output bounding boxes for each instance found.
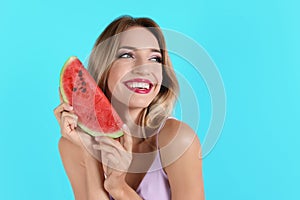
[123,78,154,94]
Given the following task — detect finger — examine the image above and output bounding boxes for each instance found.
[54,103,73,121]
[122,124,133,152]
[119,124,128,147]
[95,145,121,166]
[93,143,120,157]
[121,124,131,134]
[101,150,128,172]
[61,111,78,123]
[59,87,63,103]
[61,112,78,134]
[101,152,120,168]
[95,137,123,149]
[93,142,125,167]
[120,135,124,147]
[53,103,73,118]
[61,103,73,112]
[106,153,119,166]
[94,140,132,172]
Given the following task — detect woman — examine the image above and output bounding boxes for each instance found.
[54,15,205,200]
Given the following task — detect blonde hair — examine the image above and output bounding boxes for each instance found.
[88,15,179,132]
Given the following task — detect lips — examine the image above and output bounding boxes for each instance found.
[123,78,154,94]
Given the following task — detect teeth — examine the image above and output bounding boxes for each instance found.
[127,82,150,89]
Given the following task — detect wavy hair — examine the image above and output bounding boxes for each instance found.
[87,15,179,133]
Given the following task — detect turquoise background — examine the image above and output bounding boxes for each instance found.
[1,0,299,199]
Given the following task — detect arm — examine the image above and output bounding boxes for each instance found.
[160,120,205,200]
[103,179,143,200]
[54,102,109,200]
[59,137,109,200]
[93,130,142,200]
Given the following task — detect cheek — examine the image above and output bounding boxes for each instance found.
[157,72,163,84]
[107,73,116,94]
[152,66,163,85]
[107,64,130,92]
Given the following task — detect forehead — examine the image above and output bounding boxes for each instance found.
[118,27,160,50]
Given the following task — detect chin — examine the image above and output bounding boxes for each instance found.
[109,93,151,110]
[109,86,160,110]
[128,100,151,109]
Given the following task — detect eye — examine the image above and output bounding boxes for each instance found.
[118,52,134,59]
[149,56,162,63]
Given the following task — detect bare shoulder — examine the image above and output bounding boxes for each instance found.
[158,119,205,199]
[158,118,197,145]
[158,118,201,168]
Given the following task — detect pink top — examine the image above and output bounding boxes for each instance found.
[110,118,171,200]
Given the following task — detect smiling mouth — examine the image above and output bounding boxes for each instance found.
[123,79,154,94]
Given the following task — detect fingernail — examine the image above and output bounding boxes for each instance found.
[122,124,130,132]
[69,106,73,110]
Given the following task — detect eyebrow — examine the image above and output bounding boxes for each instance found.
[119,46,161,53]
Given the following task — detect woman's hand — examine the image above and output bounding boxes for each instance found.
[53,102,83,146]
[53,95,96,154]
[93,126,142,199]
[54,101,102,160]
[54,95,109,200]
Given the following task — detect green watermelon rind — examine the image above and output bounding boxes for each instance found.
[59,56,76,105]
[59,56,124,139]
[78,122,124,138]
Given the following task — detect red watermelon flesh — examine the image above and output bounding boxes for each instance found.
[59,56,124,138]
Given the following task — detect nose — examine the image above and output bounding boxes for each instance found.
[132,56,151,75]
[132,64,151,76]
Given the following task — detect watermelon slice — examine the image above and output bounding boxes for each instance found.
[59,56,124,138]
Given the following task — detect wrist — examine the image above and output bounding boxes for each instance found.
[105,178,128,199]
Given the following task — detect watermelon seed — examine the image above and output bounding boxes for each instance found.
[73,88,77,92]
[82,88,86,93]
[82,81,86,86]
[78,70,83,76]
